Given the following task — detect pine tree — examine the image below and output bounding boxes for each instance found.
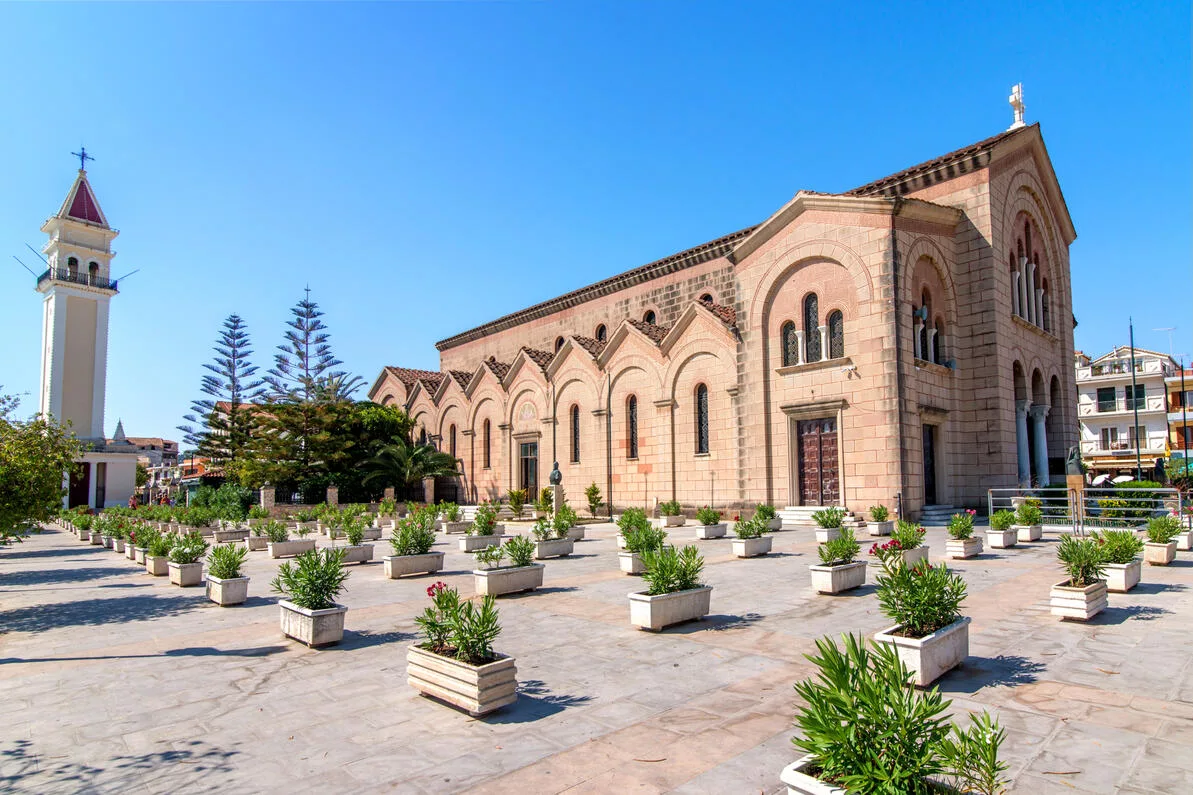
[178,314,264,467]
[264,288,363,402]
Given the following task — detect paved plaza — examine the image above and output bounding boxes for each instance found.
[4,521,1193,794]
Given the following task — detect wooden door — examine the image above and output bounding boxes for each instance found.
[922,425,937,505]
[798,418,839,505]
[69,463,90,509]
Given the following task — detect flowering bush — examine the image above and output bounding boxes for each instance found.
[819,528,860,566]
[1091,529,1142,564]
[470,503,498,536]
[869,538,906,566]
[415,582,501,666]
[695,506,721,526]
[733,515,765,539]
[876,559,967,637]
[552,504,578,536]
[812,507,845,530]
[390,516,435,556]
[892,520,925,549]
[168,531,209,564]
[1146,514,1181,544]
[946,509,977,540]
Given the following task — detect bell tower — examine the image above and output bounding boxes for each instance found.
[36,149,119,441]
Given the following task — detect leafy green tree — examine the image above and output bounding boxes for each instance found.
[362,439,460,493]
[135,463,149,488]
[0,393,82,543]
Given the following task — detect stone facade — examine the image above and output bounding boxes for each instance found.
[370,123,1078,517]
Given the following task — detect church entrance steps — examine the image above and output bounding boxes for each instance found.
[779,506,866,532]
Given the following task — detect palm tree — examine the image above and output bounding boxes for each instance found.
[362,439,459,491]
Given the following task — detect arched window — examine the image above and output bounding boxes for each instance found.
[1041,279,1050,332]
[67,256,78,277]
[627,395,638,459]
[803,293,820,363]
[827,311,844,359]
[695,384,709,454]
[419,427,427,446]
[570,404,580,463]
[643,310,656,325]
[699,293,713,304]
[482,419,491,469]
[88,262,99,282]
[933,318,945,365]
[918,290,932,360]
[449,424,457,458]
[554,336,565,353]
[781,321,798,367]
[595,324,607,342]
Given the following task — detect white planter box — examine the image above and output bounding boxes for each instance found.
[339,544,374,564]
[662,515,685,527]
[1050,579,1107,620]
[279,600,347,647]
[945,537,982,559]
[207,575,249,606]
[868,520,893,536]
[102,535,114,549]
[779,755,847,795]
[268,539,317,559]
[90,531,103,545]
[112,538,126,553]
[617,534,629,549]
[383,552,445,579]
[814,528,841,544]
[533,538,574,559]
[459,534,502,552]
[986,529,1018,549]
[628,585,712,631]
[619,551,645,575]
[213,529,249,543]
[145,555,169,576]
[874,616,971,687]
[168,561,203,587]
[565,526,585,541]
[732,536,773,558]
[1145,541,1177,566]
[134,547,147,564]
[1177,531,1193,551]
[406,645,517,717]
[1105,560,1142,593]
[766,517,784,531]
[245,536,269,551]
[810,561,867,594]
[895,546,929,568]
[361,528,382,542]
[442,521,471,534]
[696,523,727,539]
[1014,523,1043,542]
[125,543,137,560]
[473,564,544,596]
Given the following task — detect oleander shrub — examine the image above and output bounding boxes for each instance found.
[624,526,667,554]
[264,521,289,543]
[641,545,704,595]
[1092,529,1143,564]
[208,543,248,579]
[1057,535,1105,587]
[659,500,682,517]
[733,515,766,539]
[146,532,177,558]
[439,501,461,522]
[415,582,501,666]
[271,548,349,610]
[891,520,926,549]
[507,489,527,516]
[754,504,777,522]
[470,503,499,536]
[390,516,436,556]
[818,528,860,566]
[947,509,977,540]
[812,507,845,530]
[552,504,578,537]
[505,535,535,567]
[869,505,890,522]
[1146,514,1181,544]
[168,531,209,564]
[989,510,1015,532]
[1015,502,1042,526]
[695,506,721,526]
[876,560,967,637]
[617,507,650,537]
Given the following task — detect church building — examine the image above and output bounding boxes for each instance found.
[369,94,1078,519]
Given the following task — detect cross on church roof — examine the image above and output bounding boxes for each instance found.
[1008,84,1025,130]
[71,146,95,171]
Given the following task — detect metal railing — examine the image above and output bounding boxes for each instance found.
[988,486,1187,535]
[37,267,118,291]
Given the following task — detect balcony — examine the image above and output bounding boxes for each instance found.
[1081,440,1166,456]
[1171,411,1193,424]
[37,267,118,292]
[1078,395,1167,416]
[1077,359,1172,382]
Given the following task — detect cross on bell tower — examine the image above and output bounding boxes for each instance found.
[71,146,95,171]
[1008,83,1026,130]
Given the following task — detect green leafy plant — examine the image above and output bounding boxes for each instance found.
[989,509,1015,531]
[470,502,498,536]
[754,503,777,522]
[1092,529,1143,564]
[1057,534,1105,587]
[695,506,721,526]
[733,515,765,539]
[812,506,845,529]
[378,496,397,517]
[585,482,604,518]
[415,582,502,666]
[936,711,1011,795]
[1015,501,1042,526]
[390,516,436,556]
[342,514,366,546]
[473,544,505,569]
[208,543,248,579]
[271,548,349,610]
[659,500,682,517]
[134,525,158,551]
[641,544,704,595]
[624,526,667,554]
[618,507,650,537]
[439,502,461,522]
[262,521,289,543]
[1146,514,1181,544]
[818,528,860,566]
[168,531,209,564]
[248,505,270,520]
[869,505,889,522]
[536,488,553,515]
[876,559,967,637]
[892,520,925,549]
[552,504,578,537]
[507,489,527,516]
[146,532,177,558]
[531,517,553,542]
[294,508,318,523]
[505,535,535,567]
[947,509,977,540]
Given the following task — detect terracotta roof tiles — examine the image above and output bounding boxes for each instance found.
[521,347,555,371]
[385,366,443,389]
[627,319,671,345]
[572,335,606,358]
[484,357,510,380]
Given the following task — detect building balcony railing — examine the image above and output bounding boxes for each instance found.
[1081,440,1166,455]
[1077,360,1173,381]
[1079,396,1167,416]
[37,267,118,291]
[1171,411,1193,424]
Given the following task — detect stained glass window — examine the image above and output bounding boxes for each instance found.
[696,384,709,454]
[781,321,797,366]
[828,311,844,359]
[627,395,638,459]
[803,293,820,362]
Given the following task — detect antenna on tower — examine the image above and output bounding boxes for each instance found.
[24,243,48,264]
[112,268,140,282]
[1154,327,1177,357]
[12,255,39,277]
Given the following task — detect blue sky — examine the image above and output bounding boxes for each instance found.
[0,1,1188,443]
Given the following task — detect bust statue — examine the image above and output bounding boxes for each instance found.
[549,461,562,486]
[1065,445,1083,476]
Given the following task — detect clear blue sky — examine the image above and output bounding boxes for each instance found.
[1,1,1188,443]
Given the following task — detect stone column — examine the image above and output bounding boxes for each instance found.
[913,321,924,359]
[818,325,829,361]
[1016,400,1032,487]
[383,486,395,502]
[551,484,565,517]
[926,328,937,364]
[260,484,275,512]
[1030,405,1050,486]
[1035,288,1045,329]
[1025,263,1036,324]
[1018,259,1029,319]
[1011,272,1020,317]
[422,477,435,505]
[795,330,806,365]
[326,486,338,507]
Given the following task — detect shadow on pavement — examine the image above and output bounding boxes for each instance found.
[0,593,207,634]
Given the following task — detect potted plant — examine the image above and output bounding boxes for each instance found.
[440,502,470,534]
[659,500,685,527]
[629,545,711,631]
[1094,529,1144,593]
[125,527,139,560]
[617,507,650,549]
[872,558,969,686]
[272,548,350,647]
[212,522,250,544]
[755,503,783,531]
[133,525,157,564]
[987,509,1018,549]
[811,507,845,544]
[1013,500,1043,542]
[407,582,516,716]
[377,496,398,525]
[531,517,574,559]
[557,504,585,541]
[206,544,250,606]
[245,521,273,552]
[144,532,176,576]
[868,505,893,536]
[507,489,527,519]
[268,522,317,559]
[109,523,128,553]
[247,505,271,525]
[810,529,865,594]
[534,488,553,519]
[294,508,319,534]
[585,482,604,519]
[731,515,772,557]
[167,531,209,586]
[783,633,1008,795]
[869,521,928,568]
[334,515,375,564]
[1050,535,1108,621]
[473,536,544,596]
[694,506,727,539]
[945,509,981,559]
[460,503,505,551]
[1144,514,1180,565]
[620,525,668,575]
[383,513,444,578]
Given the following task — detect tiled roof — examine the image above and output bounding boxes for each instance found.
[484,357,510,380]
[67,177,105,225]
[385,366,443,389]
[701,300,737,327]
[627,319,671,345]
[849,125,1033,198]
[522,347,555,371]
[417,373,446,393]
[572,335,606,358]
[448,370,473,390]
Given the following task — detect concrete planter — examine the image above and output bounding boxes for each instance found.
[986,528,1018,549]
[814,528,841,544]
[945,537,983,559]
[361,528,382,542]
[565,526,585,541]
[168,561,204,587]
[619,551,646,575]
[125,543,137,560]
[874,616,971,687]
[1050,579,1107,621]
[629,585,712,631]
[279,600,347,647]
[473,564,544,596]
[383,552,445,579]
[695,523,727,540]
[765,517,784,531]
[245,536,269,551]
[868,520,894,537]
[732,536,773,558]
[533,538,574,559]
[459,534,503,552]
[810,561,867,594]
[89,531,103,545]
[1014,524,1043,542]
[662,515,685,527]
[901,546,929,567]
[213,529,249,543]
[134,547,147,564]
[339,544,374,564]
[1105,560,1142,593]
[442,521,471,534]
[268,539,317,559]
[779,755,847,795]
[1176,531,1193,551]
[145,555,169,576]
[406,645,517,717]
[112,538,126,553]
[79,530,92,543]
[1144,541,1177,566]
[206,575,249,606]
[193,526,215,538]
[617,535,629,549]
[102,535,114,549]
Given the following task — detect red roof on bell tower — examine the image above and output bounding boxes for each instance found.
[56,170,109,228]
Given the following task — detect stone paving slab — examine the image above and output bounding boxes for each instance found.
[4,522,1193,793]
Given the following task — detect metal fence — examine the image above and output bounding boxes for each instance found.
[988,486,1187,535]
